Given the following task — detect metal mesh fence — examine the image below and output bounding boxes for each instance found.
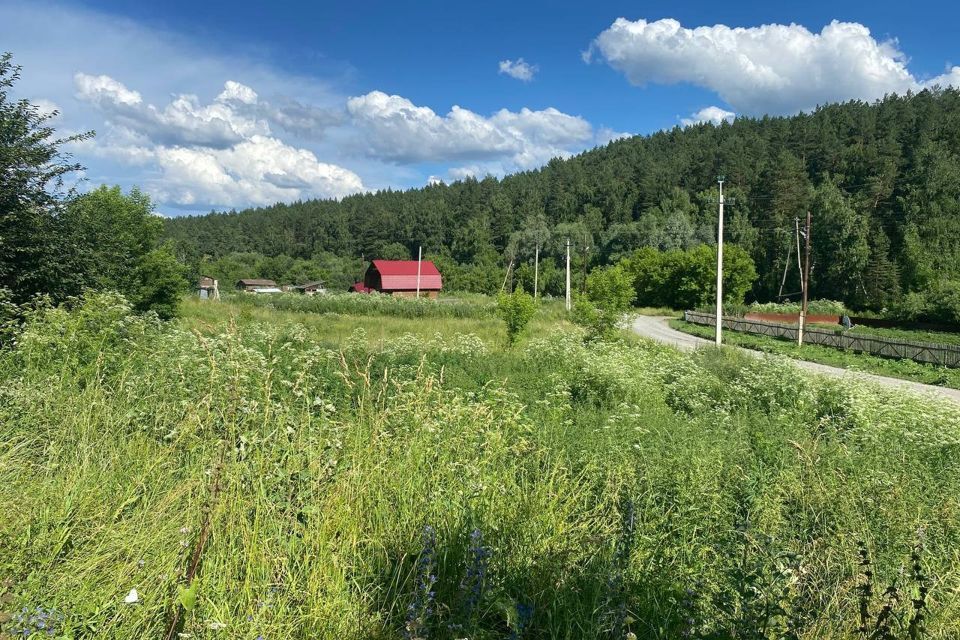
[684,311,960,368]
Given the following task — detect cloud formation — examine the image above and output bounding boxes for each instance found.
[346,90,593,171]
[587,18,960,114]
[681,106,736,127]
[152,136,364,206]
[74,73,363,207]
[498,58,538,82]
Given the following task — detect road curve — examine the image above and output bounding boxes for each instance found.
[631,315,960,406]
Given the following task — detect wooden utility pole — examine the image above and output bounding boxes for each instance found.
[777,233,792,300]
[500,258,514,293]
[565,238,571,312]
[798,211,812,346]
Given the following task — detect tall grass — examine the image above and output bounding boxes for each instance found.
[227,291,497,319]
[1,292,960,638]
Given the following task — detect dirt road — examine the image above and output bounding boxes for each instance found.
[631,315,960,405]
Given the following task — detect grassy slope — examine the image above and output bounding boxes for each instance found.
[2,294,960,638]
[672,318,960,389]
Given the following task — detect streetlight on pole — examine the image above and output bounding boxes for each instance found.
[715,176,725,346]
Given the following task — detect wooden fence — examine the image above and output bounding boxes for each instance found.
[684,311,960,368]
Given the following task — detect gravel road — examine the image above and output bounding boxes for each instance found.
[631,315,960,405]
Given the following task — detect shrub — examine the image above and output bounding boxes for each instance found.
[890,279,960,325]
[620,245,756,310]
[496,286,537,345]
[573,265,636,339]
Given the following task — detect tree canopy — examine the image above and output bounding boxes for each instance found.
[1,53,185,317]
[165,88,960,317]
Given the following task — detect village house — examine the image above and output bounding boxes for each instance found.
[352,259,442,298]
[291,281,326,295]
[197,275,219,299]
[236,278,280,293]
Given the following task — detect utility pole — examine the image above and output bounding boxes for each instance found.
[777,232,792,300]
[416,245,422,299]
[565,237,572,312]
[500,258,513,293]
[715,176,725,345]
[533,242,540,300]
[798,211,812,346]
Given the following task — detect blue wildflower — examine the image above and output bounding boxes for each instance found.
[405,525,438,640]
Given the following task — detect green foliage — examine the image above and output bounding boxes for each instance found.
[890,279,960,325]
[131,245,188,319]
[177,582,198,611]
[0,57,186,318]
[0,52,92,303]
[232,290,495,320]
[165,88,960,317]
[573,265,636,338]
[812,181,870,306]
[62,186,188,317]
[379,242,411,260]
[621,245,757,310]
[2,297,959,637]
[496,286,537,344]
[723,299,855,317]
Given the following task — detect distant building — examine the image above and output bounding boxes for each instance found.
[357,260,442,298]
[236,278,278,292]
[198,275,219,300]
[350,282,372,293]
[291,281,326,295]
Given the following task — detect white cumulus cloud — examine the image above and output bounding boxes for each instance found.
[74,73,143,107]
[587,18,960,115]
[75,74,342,148]
[499,58,538,82]
[153,135,364,207]
[346,90,593,170]
[681,106,736,127]
[72,73,363,207]
[596,127,633,144]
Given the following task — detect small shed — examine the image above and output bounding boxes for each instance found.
[291,281,326,295]
[361,260,442,298]
[198,275,219,300]
[236,278,278,292]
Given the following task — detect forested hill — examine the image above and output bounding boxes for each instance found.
[164,88,960,312]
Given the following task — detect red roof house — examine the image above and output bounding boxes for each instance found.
[361,260,443,298]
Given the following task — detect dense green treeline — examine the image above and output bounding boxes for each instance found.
[0,54,187,318]
[166,88,960,317]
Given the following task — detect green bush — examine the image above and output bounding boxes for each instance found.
[620,245,756,310]
[496,286,537,344]
[573,265,636,338]
[890,279,960,325]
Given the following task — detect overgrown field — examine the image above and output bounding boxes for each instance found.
[226,291,499,320]
[2,294,960,639]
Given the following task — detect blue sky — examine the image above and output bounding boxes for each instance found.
[2,0,959,215]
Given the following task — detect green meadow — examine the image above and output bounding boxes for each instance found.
[1,293,959,639]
